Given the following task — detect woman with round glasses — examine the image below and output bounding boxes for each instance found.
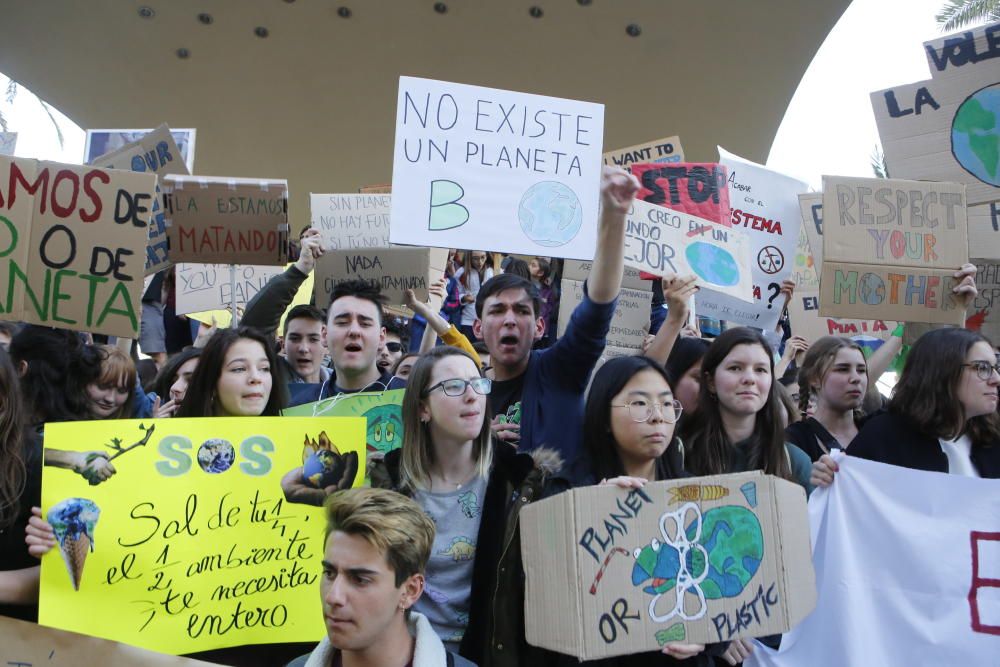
[679,328,813,493]
[370,345,564,666]
[812,327,1000,486]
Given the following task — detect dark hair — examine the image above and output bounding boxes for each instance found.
[505,258,532,281]
[327,279,388,327]
[796,336,866,416]
[460,250,492,290]
[0,348,27,530]
[9,326,89,424]
[774,381,801,426]
[177,327,288,417]
[0,321,18,340]
[533,257,552,286]
[679,327,793,481]
[584,356,677,481]
[665,337,711,387]
[891,327,1000,445]
[383,316,410,350]
[391,352,420,375]
[283,304,326,336]
[472,341,489,355]
[475,273,541,319]
[150,348,202,400]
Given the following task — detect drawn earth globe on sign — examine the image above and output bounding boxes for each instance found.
[518,181,583,247]
[858,273,885,306]
[951,83,1000,186]
[197,438,236,473]
[684,242,740,287]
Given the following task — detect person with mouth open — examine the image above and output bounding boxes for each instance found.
[286,487,475,667]
[470,166,638,482]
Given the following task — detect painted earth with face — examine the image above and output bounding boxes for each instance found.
[363,404,403,455]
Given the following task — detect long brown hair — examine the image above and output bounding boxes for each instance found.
[796,336,867,416]
[891,327,1000,445]
[0,348,27,530]
[400,346,493,491]
[679,328,793,481]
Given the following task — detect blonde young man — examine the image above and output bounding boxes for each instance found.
[288,488,475,667]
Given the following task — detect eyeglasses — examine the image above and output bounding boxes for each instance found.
[385,342,403,353]
[423,377,492,397]
[612,399,683,423]
[963,360,1000,381]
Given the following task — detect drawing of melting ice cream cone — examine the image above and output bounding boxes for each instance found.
[47,498,100,591]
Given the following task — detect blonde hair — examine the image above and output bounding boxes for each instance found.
[400,346,493,492]
[95,345,136,419]
[796,336,867,416]
[324,488,435,586]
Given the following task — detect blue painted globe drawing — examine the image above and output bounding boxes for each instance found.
[951,83,1000,186]
[685,242,740,286]
[303,450,340,488]
[197,438,235,474]
[858,273,885,306]
[518,181,583,247]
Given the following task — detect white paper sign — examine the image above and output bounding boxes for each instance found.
[623,199,753,302]
[310,193,391,250]
[390,76,605,259]
[175,263,284,315]
[694,148,806,330]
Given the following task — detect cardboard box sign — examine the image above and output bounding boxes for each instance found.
[557,279,652,351]
[175,262,284,315]
[310,193,392,251]
[521,472,816,659]
[162,175,289,265]
[562,259,651,292]
[314,246,449,306]
[603,135,685,168]
[787,290,895,346]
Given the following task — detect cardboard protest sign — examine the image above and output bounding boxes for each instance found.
[562,259,650,292]
[314,246,448,305]
[694,149,805,330]
[798,193,824,275]
[390,76,604,259]
[283,389,406,460]
[787,290,894,347]
[175,263,285,315]
[162,176,289,265]
[621,199,753,302]
[791,223,820,291]
[310,193,391,250]
[0,132,16,156]
[85,129,197,173]
[603,135,684,168]
[872,22,1000,209]
[0,615,218,666]
[967,201,1000,260]
[39,417,366,655]
[359,183,391,194]
[89,124,189,275]
[632,163,731,226]
[557,279,651,352]
[820,176,968,324]
[521,472,815,659]
[0,157,155,337]
[967,259,1000,341]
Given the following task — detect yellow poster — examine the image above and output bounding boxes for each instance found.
[39,416,366,655]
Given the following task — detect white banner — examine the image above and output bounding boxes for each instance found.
[748,453,1000,667]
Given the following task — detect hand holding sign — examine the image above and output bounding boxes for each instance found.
[601,166,641,217]
[294,229,325,275]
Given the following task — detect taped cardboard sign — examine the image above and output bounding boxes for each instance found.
[310,193,392,250]
[787,290,895,345]
[162,175,289,265]
[0,157,155,337]
[557,279,651,351]
[175,263,285,315]
[521,472,815,659]
[314,246,448,306]
[603,136,685,168]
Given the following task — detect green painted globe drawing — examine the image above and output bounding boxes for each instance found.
[952,83,1000,186]
[858,273,885,306]
[685,242,740,286]
[518,181,583,247]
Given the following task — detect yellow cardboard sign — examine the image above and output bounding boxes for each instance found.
[39,417,366,655]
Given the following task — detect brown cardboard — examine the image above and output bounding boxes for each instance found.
[557,279,651,351]
[359,183,391,194]
[0,615,220,666]
[872,22,999,208]
[310,193,392,250]
[791,222,820,291]
[603,136,685,168]
[797,193,824,275]
[819,261,966,325]
[967,201,1000,260]
[162,175,289,265]
[562,259,651,292]
[521,472,815,659]
[969,258,1000,341]
[787,290,895,344]
[314,246,448,306]
[0,157,155,337]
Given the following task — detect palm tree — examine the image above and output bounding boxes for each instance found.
[936,0,1000,31]
[0,79,65,148]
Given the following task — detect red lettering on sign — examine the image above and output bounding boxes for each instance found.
[969,531,1000,635]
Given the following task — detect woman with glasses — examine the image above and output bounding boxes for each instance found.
[679,328,813,493]
[370,345,564,666]
[812,327,1000,486]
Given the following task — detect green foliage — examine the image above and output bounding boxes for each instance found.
[936,0,1000,31]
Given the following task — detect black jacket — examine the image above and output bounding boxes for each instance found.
[850,411,1000,477]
